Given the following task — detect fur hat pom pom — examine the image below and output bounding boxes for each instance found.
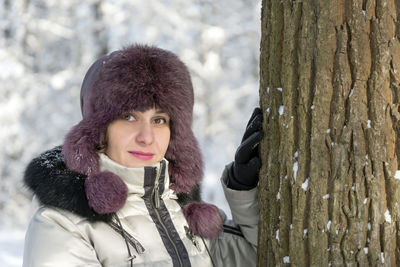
[85,171,128,214]
[183,202,223,239]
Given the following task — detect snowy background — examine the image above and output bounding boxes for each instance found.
[0,0,260,265]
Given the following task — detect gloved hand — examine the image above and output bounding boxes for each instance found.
[227,107,263,190]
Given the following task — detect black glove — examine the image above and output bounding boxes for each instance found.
[227,107,263,190]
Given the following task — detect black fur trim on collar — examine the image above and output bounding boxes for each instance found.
[24,146,200,222]
[24,146,113,222]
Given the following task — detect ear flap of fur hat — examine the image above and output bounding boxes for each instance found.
[167,129,203,194]
[63,120,101,175]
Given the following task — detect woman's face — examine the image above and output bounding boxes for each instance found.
[104,107,171,168]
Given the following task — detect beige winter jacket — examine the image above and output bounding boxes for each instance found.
[23,154,258,266]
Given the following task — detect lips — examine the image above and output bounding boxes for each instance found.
[129,151,154,160]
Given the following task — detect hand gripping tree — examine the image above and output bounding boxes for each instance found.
[258,0,400,266]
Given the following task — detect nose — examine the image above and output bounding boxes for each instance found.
[136,122,154,145]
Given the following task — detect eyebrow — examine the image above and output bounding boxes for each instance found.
[155,109,169,115]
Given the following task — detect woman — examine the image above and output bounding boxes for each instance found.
[23,44,263,266]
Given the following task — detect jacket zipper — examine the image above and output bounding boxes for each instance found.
[151,163,184,267]
[154,165,161,209]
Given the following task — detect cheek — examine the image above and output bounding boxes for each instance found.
[162,135,171,152]
[158,129,171,153]
[107,126,132,152]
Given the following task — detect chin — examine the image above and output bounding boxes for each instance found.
[127,160,155,168]
[122,156,162,168]
[127,162,146,168]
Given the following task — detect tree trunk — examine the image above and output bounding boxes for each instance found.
[258,0,400,266]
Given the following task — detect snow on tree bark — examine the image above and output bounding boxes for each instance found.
[258,0,400,266]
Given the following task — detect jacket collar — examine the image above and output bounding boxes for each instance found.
[98,153,176,200]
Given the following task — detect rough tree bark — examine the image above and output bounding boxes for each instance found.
[258,0,400,266]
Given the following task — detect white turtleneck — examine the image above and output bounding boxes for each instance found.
[98,152,177,200]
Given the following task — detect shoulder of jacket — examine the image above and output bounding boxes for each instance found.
[27,205,98,252]
[33,205,89,226]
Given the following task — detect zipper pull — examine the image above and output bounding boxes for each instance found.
[153,165,162,209]
[155,183,160,209]
[185,226,201,252]
[126,255,136,261]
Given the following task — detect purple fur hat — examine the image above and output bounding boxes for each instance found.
[62,44,222,238]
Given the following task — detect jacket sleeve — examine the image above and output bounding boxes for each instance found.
[23,207,102,267]
[208,163,259,267]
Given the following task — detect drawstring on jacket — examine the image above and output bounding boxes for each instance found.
[201,236,216,267]
[185,225,216,267]
[112,213,216,267]
[110,213,145,266]
[114,215,134,267]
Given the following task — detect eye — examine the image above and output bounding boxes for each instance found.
[154,117,169,125]
[123,114,136,121]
